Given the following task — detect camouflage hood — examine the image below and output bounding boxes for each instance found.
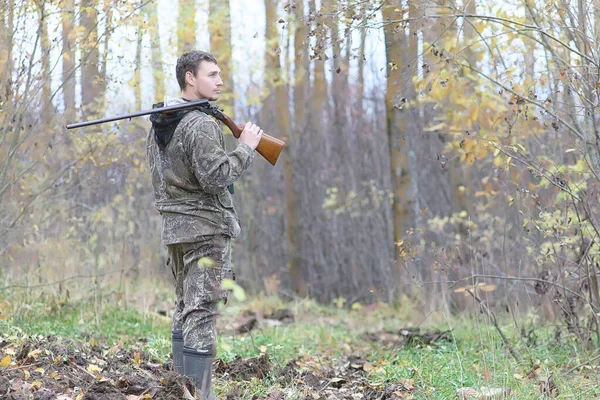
[150,98,195,148]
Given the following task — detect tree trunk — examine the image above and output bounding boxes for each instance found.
[209,0,234,117]
[357,4,367,112]
[0,0,13,106]
[134,15,143,110]
[62,0,76,119]
[145,1,165,100]
[382,1,412,255]
[80,0,102,112]
[264,0,306,296]
[450,0,476,217]
[37,1,53,125]
[99,0,113,99]
[294,0,309,129]
[178,0,197,54]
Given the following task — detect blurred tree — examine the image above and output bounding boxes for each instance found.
[0,0,13,106]
[80,0,103,112]
[382,1,411,254]
[209,0,234,117]
[36,0,53,125]
[134,13,144,110]
[62,0,76,120]
[264,0,306,297]
[178,0,197,54]
[145,0,165,101]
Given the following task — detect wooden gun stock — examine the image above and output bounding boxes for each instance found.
[217,114,285,166]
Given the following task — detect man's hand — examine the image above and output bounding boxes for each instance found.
[238,122,263,150]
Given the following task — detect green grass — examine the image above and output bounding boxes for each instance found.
[2,293,600,399]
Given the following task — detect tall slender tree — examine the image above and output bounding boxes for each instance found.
[145,1,165,101]
[265,0,306,296]
[36,0,53,125]
[209,0,234,117]
[177,0,197,54]
[62,0,76,119]
[382,1,411,254]
[134,14,144,110]
[0,0,13,107]
[80,0,102,111]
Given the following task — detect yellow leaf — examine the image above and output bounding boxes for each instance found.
[132,352,141,365]
[0,355,10,368]
[87,364,101,373]
[28,349,42,359]
[259,346,268,354]
[363,362,374,372]
[35,367,45,375]
[23,370,31,379]
[32,381,42,389]
[76,392,84,400]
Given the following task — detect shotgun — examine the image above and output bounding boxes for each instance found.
[66,99,285,166]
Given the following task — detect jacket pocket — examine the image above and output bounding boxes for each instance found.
[216,190,234,209]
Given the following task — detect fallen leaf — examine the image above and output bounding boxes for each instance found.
[28,349,42,359]
[132,352,141,365]
[87,364,101,373]
[0,355,10,368]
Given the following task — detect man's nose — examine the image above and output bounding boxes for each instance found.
[216,77,223,86]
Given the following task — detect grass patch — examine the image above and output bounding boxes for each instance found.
[1,293,599,399]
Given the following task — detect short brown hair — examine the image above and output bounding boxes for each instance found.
[176,50,218,90]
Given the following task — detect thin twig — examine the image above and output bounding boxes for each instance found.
[466,288,520,362]
[0,267,142,291]
[563,353,600,376]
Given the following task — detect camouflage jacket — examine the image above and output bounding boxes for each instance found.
[146,98,254,245]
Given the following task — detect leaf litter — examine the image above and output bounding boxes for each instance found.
[1,329,418,399]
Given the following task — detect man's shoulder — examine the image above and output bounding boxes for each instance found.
[180,110,219,133]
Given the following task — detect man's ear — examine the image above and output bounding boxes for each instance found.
[185,71,195,86]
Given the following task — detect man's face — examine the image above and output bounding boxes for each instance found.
[186,61,223,101]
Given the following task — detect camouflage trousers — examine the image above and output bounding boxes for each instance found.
[167,234,233,355]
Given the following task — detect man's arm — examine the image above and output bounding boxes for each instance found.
[183,116,256,194]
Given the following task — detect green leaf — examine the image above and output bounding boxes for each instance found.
[222,279,246,302]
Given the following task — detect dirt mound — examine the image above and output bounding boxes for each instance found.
[0,334,196,400]
[214,353,271,380]
[1,333,417,399]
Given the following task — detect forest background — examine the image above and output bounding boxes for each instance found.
[2,0,600,349]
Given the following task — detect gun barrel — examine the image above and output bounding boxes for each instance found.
[65,99,209,129]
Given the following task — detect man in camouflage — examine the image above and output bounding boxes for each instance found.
[146,50,263,399]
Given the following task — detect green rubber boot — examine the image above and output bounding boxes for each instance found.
[171,330,184,374]
[183,346,218,400]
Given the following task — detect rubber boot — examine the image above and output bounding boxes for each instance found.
[171,330,184,374]
[183,346,217,400]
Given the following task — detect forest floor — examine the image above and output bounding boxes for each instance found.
[1,292,599,399]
